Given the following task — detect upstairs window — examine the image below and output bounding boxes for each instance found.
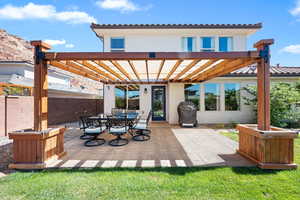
[200,37,215,52]
[184,84,200,110]
[111,37,125,52]
[219,37,233,52]
[182,37,196,52]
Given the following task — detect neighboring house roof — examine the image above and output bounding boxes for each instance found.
[226,66,300,77]
[91,23,262,29]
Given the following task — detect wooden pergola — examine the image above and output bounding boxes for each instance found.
[5,38,297,170]
[30,39,273,132]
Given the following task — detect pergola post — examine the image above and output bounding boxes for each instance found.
[30,41,51,131]
[254,39,274,131]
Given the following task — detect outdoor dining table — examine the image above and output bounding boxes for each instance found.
[88,112,139,121]
[88,112,139,129]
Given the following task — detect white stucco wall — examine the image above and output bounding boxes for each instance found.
[104,77,300,124]
[102,30,248,52]
[168,83,185,124]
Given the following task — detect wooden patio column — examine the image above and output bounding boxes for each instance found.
[254,39,274,131]
[30,41,51,131]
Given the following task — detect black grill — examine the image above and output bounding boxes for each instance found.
[177,101,198,127]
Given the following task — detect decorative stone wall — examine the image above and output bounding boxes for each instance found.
[0,137,13,169]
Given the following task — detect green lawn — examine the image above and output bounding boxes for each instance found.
[0,132,300,200]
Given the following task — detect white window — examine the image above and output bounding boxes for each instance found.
[182,37,196,52]
[224,83,241,111]
[200,37,215,52]
[111,37,125,52]
[204,83,220,111]
[219,37,233,52]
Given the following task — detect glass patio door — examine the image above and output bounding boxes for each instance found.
[151,86,166,121]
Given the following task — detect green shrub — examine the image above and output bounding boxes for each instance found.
[243,81,300,128]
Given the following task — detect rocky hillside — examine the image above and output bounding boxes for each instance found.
[0,29,33,62]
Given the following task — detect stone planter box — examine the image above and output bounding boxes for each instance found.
[8,128,66,169]
[237,124,298,169]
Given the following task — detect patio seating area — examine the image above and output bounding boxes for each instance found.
[46,122,254,168]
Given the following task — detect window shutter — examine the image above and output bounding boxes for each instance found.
[228,37,233,51]
[193,37,196,51]
[182,37,186,51]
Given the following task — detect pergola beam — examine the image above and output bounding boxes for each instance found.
[44,51,260,61]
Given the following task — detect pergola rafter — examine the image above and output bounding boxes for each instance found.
[156,60,165,80]
[128,60,141,81]
[94,60,125,81]
[49,60,102,82]
[110,60,132,80]
[185,59,218,81]
[78,60,117,81]
[172,59,201,81]
[145,60,149,82]
[65,61,107,81]
[164,59,183,80]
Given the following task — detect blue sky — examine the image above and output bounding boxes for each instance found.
[0,0,300,66]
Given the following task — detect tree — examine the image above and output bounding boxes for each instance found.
[243,81,300,128]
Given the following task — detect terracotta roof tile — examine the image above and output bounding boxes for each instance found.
[226,65,300,77]
[91,23,262,29]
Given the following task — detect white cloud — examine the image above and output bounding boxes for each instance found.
[44,39,75,48]
[0,2,97,24]
[290,0,300,18]
[280,44,300,54]
[65,43,75,48]
[44,39,66,46]
[96,0,151,12]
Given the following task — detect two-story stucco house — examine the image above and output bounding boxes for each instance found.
[91,23,300,125]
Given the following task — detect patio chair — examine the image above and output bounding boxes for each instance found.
[83,118,106,147]
[131,110,152,141]
[79,116,95,140]
[107,115,130,146]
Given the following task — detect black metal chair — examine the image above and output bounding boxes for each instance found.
[131,110,152,141]
[83,118,106,147]
[107,115,130,146]
[79,116,94,140]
